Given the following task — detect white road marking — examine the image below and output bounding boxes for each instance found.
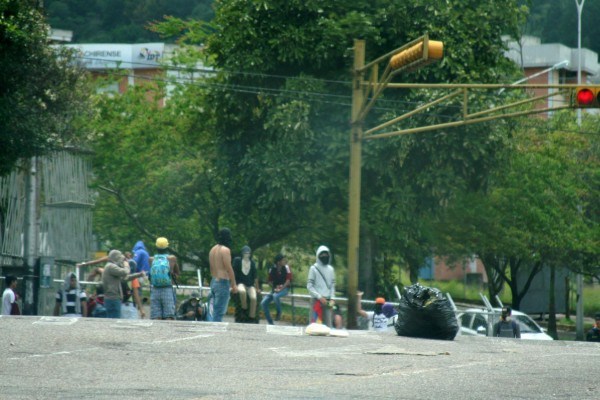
[7,347,101,361]
[111,320,154,328]
[33,316,78,325]
[140,334,214,344]
[266,325,304,336]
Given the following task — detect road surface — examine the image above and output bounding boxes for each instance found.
[0,315,597,399]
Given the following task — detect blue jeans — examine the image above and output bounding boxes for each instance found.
[105,298,122,319]
[261,287,289,324]
[207,278,231,322]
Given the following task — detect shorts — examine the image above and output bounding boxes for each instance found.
[151,286,175,319]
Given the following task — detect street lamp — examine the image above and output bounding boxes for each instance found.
[498,59,569,95]
[576,0,585,125]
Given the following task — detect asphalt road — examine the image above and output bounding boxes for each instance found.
[0,315,598,399]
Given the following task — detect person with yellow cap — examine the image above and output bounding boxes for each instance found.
[148,237,178,320]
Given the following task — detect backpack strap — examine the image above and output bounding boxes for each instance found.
[313,266,331,290]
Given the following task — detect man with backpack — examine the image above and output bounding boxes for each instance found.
[149,237,178,320]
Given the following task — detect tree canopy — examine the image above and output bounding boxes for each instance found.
[44,0,214,43]
[86,0,535,296]
[0,0,91,176]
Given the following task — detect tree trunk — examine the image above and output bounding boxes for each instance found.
[509,259,521,309]
[408,258,420,284]
[547,263,558,339]
[480,254,506,303]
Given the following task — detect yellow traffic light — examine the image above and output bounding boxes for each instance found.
[572,86,600,108]
[389,38,443,71]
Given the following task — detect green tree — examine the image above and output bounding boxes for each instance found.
[435,112,599,310]
[196,0,527,293]
[90,0,530,296]
[44,0,216,43]
[0,0,90,176]
[525,0,600,55]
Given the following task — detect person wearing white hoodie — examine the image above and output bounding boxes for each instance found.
[307,245,336,327]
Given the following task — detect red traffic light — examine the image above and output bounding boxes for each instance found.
[573,87,599,108]
[577,88,595,105]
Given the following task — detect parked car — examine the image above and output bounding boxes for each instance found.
[458,308,553,340]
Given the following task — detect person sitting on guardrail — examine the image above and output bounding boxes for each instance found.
[586,313,600,342]
[494,306,521,338]
[233,246,259,322]
[54,273,87,318]
[261,254,292,325]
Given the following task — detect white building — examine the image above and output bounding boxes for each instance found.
[504,35,600,113]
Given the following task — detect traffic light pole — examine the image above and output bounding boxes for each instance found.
[346,37,597,330]
[346,39,365,330]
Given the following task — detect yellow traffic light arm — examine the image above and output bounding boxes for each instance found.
[361,84,595,140]
[365,104,572,140]
[355,34,444,123]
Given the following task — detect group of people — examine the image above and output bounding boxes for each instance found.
[1,232,399,332]
[207,228,294,324]
[3,228,599,341]
[75,238,178,320]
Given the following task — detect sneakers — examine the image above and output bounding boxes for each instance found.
[275,313,281,321]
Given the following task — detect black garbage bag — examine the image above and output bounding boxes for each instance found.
[394,283,458,340]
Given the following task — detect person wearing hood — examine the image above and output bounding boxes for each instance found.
[261,253,292,325]
[233,246,259,321]
[54,273,87,317]
[132,241,150,280]
[176,291,206,321]
[102,249,145,319]
[307,245,335,327]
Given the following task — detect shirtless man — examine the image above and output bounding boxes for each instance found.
[207,228,237,322]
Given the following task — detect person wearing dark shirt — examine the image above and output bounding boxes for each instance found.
[177,292,206,321]
[54,273,87,317]
[494,306,521,338]
[233,246,259,321]
[586,313,600,342]
[260,254,292,325]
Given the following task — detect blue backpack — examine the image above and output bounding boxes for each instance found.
[151,254,171,287]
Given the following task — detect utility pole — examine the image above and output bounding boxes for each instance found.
[23,156,39,315]
[346,36,443,328]
[575,0,585,341]
[346,39,365,329]
[346,34,597,331]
